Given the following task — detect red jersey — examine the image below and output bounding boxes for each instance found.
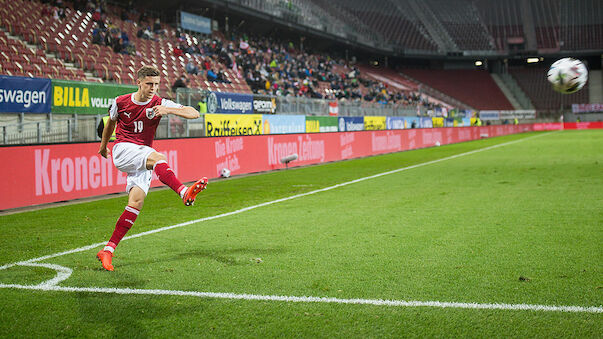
[109,93,182,147]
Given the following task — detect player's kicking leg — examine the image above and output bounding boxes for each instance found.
[150,154,208,206]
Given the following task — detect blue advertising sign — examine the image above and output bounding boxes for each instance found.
[263,115,305,134]
[404,117,419,128]
[0,75,51,113]
[180,11,211,34]
[338,117,364,132]
[386,116,406,130]
[479,110,500,120]
[419,117,433,128]
[206,91,253,114]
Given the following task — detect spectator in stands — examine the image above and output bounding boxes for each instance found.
[138,11,149,25]
[92,8,103,26]
[92,27,104,45]
[172,75,188,92]
[153,18,165,37]
[52,7,60,21]
[121,32,130,47]
[173,45,183,57]
[56,7,66,20]
[185,59,199,75]
[217,70,230,83]
[125,42,136,56]
[206,69,218,82]
[104,29,113,47]
[113,38,124,54]
[142,27,153,40]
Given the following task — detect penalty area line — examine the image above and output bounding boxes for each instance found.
[0,283,601,314]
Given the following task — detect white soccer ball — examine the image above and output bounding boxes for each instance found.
[547,58,588,94]
[220,168,231,178]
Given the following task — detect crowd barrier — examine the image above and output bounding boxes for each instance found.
[1,124,535,210]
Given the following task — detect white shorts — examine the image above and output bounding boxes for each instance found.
[112,142,156,194]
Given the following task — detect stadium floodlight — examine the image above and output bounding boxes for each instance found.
[526,57,540,63]
[475,61,483,66]
[280,153,298,169]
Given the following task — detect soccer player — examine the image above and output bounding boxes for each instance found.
[96,65,208,271]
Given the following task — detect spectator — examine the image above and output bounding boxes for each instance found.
[173,46,183,57]
[206,69,217,82]
[125,42,136,56]
[121,32,129,46]
[153,18,165,37]
[91,28,104,45]
[203,58,211,70]
[92,8,102,25]
[56,7,66,20]
[112,38,123,54]
[217,70,230,83]
[171,75,188,92]
[185,59,199,75]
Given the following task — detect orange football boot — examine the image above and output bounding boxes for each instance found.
[96,250,114,271]
[183,177,208,206]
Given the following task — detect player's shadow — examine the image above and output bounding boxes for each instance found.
[120,247,287,268]
[175,247,287,266]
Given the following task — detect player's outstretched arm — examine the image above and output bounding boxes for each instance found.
[98,118,116,158]
[153,105,200,119]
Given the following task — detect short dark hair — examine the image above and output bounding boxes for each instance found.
[137,65,160,79]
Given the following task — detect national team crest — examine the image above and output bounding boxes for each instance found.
[146,108,155,119]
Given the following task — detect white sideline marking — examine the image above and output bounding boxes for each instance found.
[0,283,601,313]
[6,131,598,314]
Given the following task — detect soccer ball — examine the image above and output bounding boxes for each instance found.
[220,168,231,178]
[547,58,588,94]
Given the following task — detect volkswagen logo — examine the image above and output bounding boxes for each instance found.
[207,92,218,113]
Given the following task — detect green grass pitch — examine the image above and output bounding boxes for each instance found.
[0,130,601,337]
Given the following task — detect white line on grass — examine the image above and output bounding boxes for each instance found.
[6,131,597,314]
[0,283,601,313]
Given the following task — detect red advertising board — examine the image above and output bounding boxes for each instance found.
[0,124,535,210]
[532,122,603,131]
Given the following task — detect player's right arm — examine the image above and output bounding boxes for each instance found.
[99,99,118,158]
[99,118,116,158]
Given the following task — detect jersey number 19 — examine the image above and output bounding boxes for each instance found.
[134,121,144,133]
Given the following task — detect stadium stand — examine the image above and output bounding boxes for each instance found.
[560,0,603,51]
[531,0,560,51]
[0,0,598,112]
[0,0,252,97]
[509,66,589,111]
[400,69,514,110]
[421,0,494,51]
[312,0,439,52]
[475,0,528,52]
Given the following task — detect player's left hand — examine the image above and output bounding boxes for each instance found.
[152,105,170,117]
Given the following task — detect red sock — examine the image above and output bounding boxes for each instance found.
[154,161,186,196]
[105,206,139,252]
